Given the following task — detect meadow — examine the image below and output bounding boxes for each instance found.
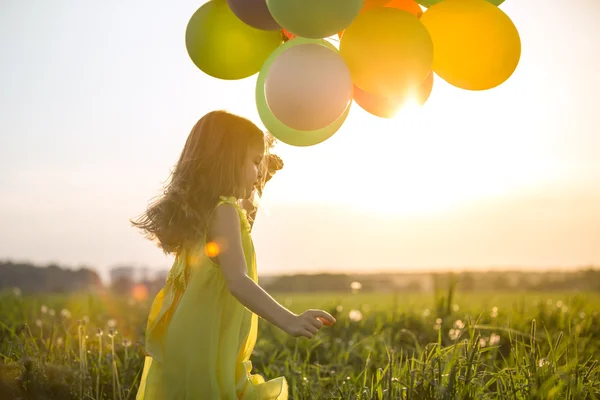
[0,286,598,399]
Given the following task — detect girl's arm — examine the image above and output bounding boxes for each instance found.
[209,204,335,338]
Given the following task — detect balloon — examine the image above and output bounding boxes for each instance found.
[340,8,433,97]
[256,38,351,147]
[353,72,434,118]
[420,0,520,90]
[385,0,423,17]
[266,0,364,39]
[413,71,434,105]
[185,0,282,80]
[338,0,422,38]
[264,43,353,131]
[227,0,280,31]
[416,0,504,6]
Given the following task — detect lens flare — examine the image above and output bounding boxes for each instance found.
[205,241,220,258]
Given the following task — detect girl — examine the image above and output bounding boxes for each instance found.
[132,110,335,400]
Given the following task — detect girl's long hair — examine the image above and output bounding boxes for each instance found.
[131,110,265,255]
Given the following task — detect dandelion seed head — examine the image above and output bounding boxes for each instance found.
[349,310,363,322]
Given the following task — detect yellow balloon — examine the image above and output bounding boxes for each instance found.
[340,8,433,98]
[420,0,521,90]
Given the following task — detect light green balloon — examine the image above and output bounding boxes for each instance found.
[256,37,351,147]
[417,0,505,6]
[185,0,283,80]
[266,0,364,39]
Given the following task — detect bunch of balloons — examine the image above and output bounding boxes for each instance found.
[185,0,521,147]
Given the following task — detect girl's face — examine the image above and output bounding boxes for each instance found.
[241,142,264,199]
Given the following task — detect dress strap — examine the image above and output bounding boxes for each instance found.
[217,196,251,233]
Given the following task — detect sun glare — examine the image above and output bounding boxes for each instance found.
[394,97,422,118]
[270,70,553,218]
[325,82,550,215]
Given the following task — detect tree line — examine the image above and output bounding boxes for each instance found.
[1,260,598,295]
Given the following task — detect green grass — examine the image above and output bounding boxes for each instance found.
[0,287,599,399]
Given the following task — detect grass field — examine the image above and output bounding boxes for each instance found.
[1,287,599,399]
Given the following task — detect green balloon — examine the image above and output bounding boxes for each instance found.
[417,0,504,6]
[266,0,364,39]
[256,38,351,147]
[186,0,283,80]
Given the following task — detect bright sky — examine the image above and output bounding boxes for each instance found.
[1,0,599,281]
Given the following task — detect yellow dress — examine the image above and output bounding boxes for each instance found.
[136,196,288,400]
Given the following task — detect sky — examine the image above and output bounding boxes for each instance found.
[1,0,599,282]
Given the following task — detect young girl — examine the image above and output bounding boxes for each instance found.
[132,110,335,400]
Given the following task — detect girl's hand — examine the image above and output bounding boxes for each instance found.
[265,154,284,184]
[283,309,336,339]
[256,154,283,197]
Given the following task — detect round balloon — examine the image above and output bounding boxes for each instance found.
[266,0,364,39]
[256,38,351,147]
[185,0,282,80]
[420,0,520,90]
[417,0,504,6]
[354,71,434,118]
[340,8,433,97]
[227,0,281,30]
[264,44,352,131]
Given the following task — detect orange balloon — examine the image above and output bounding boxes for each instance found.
[353,71,434,118]
[385,0,423,18]
[339,0,422,38]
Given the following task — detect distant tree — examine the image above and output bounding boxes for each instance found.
[0,261,101,294]
[404,280,422,292]
[491,273,511,291]
[459,272,476,292]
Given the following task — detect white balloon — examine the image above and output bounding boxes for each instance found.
[265,43,353,131]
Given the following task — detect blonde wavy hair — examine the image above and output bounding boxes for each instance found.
[131,110,268,255]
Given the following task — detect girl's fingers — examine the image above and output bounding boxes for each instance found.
[306,325,318,334]
[311,310,336,325]
[310,318,324,329]
[301,329,314,339]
